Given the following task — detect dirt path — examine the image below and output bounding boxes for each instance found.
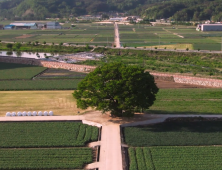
[114,22,121,48]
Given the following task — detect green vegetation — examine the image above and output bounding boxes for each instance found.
[0,63,85,90]
[73,62,158,117]
[148,89,222,115]
[0,41,93,52]
[0,79,82,90]
[129,146,222,170]
[0,0,221,21]
[0,24,114,46]
[0,122,98,169]
[91,47,222,79]
[0,62,46,79]
[0,148,92,169]
[0,0,171,20]
[126,118,222,169]
[0,122,98,147]
[124,118,222,146]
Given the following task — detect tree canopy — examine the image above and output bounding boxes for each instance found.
[73,62,159,117]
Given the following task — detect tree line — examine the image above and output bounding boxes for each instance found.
[1,0,222,21]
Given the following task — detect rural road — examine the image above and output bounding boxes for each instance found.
[2,113,222,169]
[114,22,121,48]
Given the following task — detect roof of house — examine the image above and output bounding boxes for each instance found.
[10,23,37,27]
[4,25,15,28]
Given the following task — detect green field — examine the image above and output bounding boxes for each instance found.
[0,122,98,147]
[119,25,222,50]
[124,118,222,146]
[0,122,98,169]
[0,62,46,79]
[0,23,114,46]
[148,89,222,115]
[129,146,222,170]
[0,62,85,90]
[0,79,82,90]
[0,148,92,169]
[125,118,222,170]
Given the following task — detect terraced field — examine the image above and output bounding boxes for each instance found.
[0,122,99,169]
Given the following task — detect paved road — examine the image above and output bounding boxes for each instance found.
[114,22,121,48]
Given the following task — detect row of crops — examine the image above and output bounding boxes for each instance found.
[125,118,222,170]
[0,148,92,169]
[129,146,222,170]
[0,122,98,147]
[0,79,82,90]
[124,119,222,146]
[0,62,46,80]
[0,122,99,169]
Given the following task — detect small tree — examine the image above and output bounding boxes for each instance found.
[186,47,189,51]
[73,62,159,117]
[6,43,13,50]
[43,41,46,45]
[15,42,22,49]
[35,41,39,45]
[59,42,63,46]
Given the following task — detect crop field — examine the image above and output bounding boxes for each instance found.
[0,91,92,116]
[0,122,98,147]
[128,146,222,170]
[0,79,82,90]
[0,62,46,79]
[0,122,98,169]
[119,25,222,50]
[148,89,222,115]
[124,118,222,146]
[0,23,114,46]
[125,118,222,170]
[0,62,86,90]
[0,148,92,169]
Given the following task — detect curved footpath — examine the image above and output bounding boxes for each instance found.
[1,112,222,170]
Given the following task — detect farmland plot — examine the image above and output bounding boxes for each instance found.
[0,122,99,169]
[0,148,92,169]
[0,122,98,147]
[0,62,46,79]
[129,147,222,170]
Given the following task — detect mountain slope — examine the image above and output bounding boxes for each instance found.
[0,0,222,21]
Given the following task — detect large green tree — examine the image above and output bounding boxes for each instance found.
[73,62,159,117]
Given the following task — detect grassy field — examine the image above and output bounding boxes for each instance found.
[0,121,98,169]
[0,62,46,79]
[0,91,92,116]
[0,122,98,147]
[129,146,222,170]
[0,23,114,46]
[119,25,222,50]
[125,118,222,170]
[147,89,222,115]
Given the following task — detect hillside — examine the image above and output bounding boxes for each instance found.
[0,0,222,21]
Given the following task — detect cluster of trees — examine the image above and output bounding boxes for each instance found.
[1,0,222,21]
[142,0,222,21]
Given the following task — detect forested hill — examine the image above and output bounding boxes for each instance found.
[1,0,222,21]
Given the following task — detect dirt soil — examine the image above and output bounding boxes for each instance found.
[15,35,34,39]
[155,80,212,89]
